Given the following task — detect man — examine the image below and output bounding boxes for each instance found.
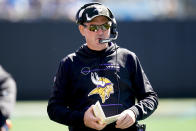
[47,2,158,131]
[0,65,16,131]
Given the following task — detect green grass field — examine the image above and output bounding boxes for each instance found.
[10,99,196,131]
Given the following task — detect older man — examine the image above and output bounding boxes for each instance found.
[47,2,158,131]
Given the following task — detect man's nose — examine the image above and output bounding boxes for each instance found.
[96,28,104,34]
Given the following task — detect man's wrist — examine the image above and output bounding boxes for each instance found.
[126,109,136,122]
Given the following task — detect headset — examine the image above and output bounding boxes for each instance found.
[75,2,118,43]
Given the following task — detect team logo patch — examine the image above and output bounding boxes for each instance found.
[88,72,114,103]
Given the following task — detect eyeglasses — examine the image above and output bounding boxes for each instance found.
[83,22,112,32]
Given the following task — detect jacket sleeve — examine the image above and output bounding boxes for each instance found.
[128,54,159,121]
[0,65,17,127]
[47,58,85,127]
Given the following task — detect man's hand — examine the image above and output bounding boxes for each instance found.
[115,109,136,129]
[84,105,106,130]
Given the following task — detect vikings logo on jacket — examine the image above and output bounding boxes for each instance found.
[88,72,114,103]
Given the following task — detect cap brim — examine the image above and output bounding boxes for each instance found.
[86,15,112,23]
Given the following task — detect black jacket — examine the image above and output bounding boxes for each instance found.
[47,43,158,131]
[0,65,16,127]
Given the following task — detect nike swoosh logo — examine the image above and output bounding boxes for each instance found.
[86,13,92,21]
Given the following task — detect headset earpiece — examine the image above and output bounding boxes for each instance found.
[107,9,117,35]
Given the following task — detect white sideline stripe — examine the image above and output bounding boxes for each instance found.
[12,99,196,118]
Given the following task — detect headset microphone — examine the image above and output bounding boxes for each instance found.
[99,38,112,44]
[99,31,118,44]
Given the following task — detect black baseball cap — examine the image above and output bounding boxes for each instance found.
[76,4,112,25]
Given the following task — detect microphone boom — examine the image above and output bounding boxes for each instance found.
[99,32,118,44]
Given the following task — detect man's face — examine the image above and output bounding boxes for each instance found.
[79,16,111,51]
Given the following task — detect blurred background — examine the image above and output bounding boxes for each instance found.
[0,0,196,131]
[0,0,196,22]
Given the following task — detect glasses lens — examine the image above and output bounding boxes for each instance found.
[102,23,111,30]
[86,22,112,32]
[89,25,98,32]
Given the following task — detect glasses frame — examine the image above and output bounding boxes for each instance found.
[83,21,112,32]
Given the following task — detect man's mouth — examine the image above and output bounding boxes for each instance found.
[97,38,104,43]
[97,38,102,44]
[98,38,102,41]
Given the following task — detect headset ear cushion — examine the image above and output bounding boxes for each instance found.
[106,8,117,35]
[110,17,117,35]
[111,24,117,35]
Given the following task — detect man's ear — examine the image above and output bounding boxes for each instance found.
[79,25,85,36]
